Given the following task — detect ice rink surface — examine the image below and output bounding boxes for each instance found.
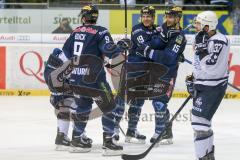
[0,96,239,160]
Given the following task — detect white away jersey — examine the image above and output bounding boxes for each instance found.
[193,32,230,86]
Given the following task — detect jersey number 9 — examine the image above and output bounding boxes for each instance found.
[74,42,84,56]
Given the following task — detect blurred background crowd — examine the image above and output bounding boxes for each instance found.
[0,0,239,34]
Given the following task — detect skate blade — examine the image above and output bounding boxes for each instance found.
[55,145,70,151]
[159,138,173,145]
[125,137,146,144]
[102,149,122,156]
[69,146,91,153]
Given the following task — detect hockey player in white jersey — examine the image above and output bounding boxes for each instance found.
[186,11,230,160]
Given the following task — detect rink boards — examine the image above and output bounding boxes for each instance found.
[0,34,239,98]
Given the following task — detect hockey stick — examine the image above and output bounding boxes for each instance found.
[124,0,127,39]
[105,0,128,69]
[227,83,240,92]
[121,95,191,160]
[184,58,240,92]
[118,0,128,138]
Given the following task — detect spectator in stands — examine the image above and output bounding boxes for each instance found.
[148,0,165,4]
[97,0,118,3]
[52,18,73,34]
[119,0,136,5]
[210,0,229,5]
[231,5,240,35]
[168,0,183,5]
[135,0,146,4]
[184,0,209,4]
[0,0,4,9]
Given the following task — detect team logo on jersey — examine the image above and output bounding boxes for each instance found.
[176,35,183,45]
[195,97,203,107]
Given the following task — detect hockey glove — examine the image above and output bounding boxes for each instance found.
[195,31,209,59]
[117,38,133,50]
[178,53,185,63]
[185,74,195,98]
[135,44,152,58]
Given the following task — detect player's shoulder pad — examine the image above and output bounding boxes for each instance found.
[131,23,144,36]
[208,32,228,46]
[72,26,80,32]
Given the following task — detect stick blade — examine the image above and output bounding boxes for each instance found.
[121,152,147,160]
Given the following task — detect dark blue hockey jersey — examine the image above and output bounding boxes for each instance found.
[61,25,119,87]
[138,23,187,77]
[62,25,116,59]
[129,23,158,62]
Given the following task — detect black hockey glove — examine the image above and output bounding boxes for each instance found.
[185,74,195,98]
[117,38,133,50]
[178,53,185,63]
[135,44,152,58]
[195,31,209,59]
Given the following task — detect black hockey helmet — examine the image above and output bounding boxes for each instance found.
[79,5,99,24]
[141,6,156,17]
[165,6,182,18]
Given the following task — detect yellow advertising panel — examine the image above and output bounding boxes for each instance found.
[110,10,232,35]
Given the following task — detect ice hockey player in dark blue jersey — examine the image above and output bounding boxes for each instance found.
[51,5,131,155]
[44,48,73,151]
[113,6,159,144]
[114,6,187,145]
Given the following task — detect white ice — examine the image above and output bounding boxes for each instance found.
[0,97,239,160]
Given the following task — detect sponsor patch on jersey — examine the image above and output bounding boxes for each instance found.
[74,26,97,34]
[99,30,109,35]
[132,28,143,35]
[72,67,90,75]
[176,35,183,45]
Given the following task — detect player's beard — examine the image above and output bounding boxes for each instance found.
[142,20,154,29]
[166,19,180,29]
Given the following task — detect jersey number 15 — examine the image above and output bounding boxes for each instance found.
[173,44,180,53]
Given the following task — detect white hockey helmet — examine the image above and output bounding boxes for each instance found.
[195,11,218,31]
